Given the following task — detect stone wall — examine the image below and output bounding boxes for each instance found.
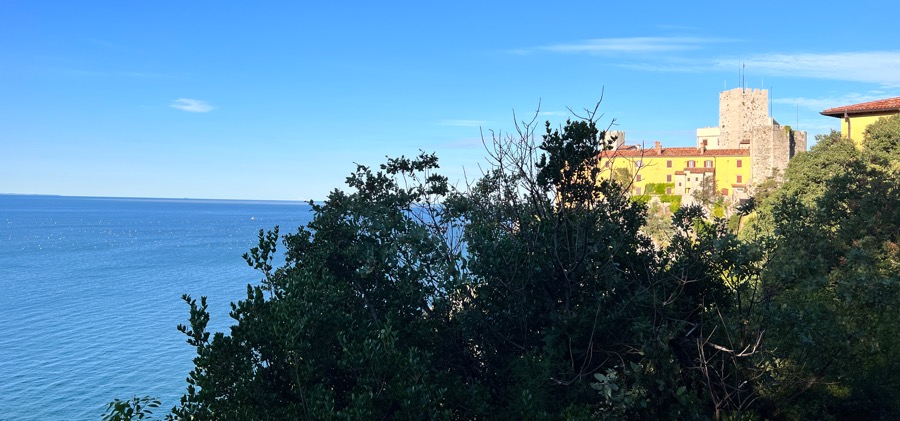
[791,130,807,159]
[719,88,769,149]
[750,125,807,183]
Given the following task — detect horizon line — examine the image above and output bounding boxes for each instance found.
[0,193,319,204]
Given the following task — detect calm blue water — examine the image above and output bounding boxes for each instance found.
[0,195,314,420]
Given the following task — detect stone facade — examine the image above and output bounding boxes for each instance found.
[749,126,807,182]
[718,88,770,149]
[697,88,807,184]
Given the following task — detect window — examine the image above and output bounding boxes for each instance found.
[721,188,729,195]
[636,174,642,182]
[736,175,743,183]
[736,159,743,168]
[695,177,699,182]
[604,160,610,168]
[666,187,672,194]
[666,160,672,168]
[678,182,682,187]
[636,160,643,168]
[635,187,642,195]
[687,160,696,168]
[666,174,672,182]
[704,160,713,168]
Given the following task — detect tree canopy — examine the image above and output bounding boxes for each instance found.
[108,107,900,420]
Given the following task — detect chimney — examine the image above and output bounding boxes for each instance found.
[654,141,662,155]
[700,144,707,154]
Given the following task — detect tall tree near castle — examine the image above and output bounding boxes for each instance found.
[748,117,900,419]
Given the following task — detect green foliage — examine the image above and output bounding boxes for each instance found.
[643,200,675,247]
[748,125,900,419]
[632,194,651,204]
[691,176,718,211]
[612,167,634,192]
[103,396,160,421]
[711,202,725,218]
[741,131,858,240]
[119,101,900,419]
[659,194,682,213]
[644,182,675,195]
[863,113,900,158]
[170,151,468,419]
[162,110,746,418]
[726,214,741,233]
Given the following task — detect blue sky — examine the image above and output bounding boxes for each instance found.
[3,1,899,200]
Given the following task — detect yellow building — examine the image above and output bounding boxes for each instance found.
[594,87,806,208]
[821,97,900,147]
[599,141,752,204]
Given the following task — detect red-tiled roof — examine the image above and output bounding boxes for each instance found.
[601,147,749,158]
[821,97,900,117]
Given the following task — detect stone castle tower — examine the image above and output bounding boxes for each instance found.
[719,88,770,149]
[698,88,807,184]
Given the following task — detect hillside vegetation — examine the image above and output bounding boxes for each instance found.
[109,112,900,420]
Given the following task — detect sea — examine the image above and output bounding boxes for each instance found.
[0,195,315,420]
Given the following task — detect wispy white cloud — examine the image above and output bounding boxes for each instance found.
[716,52,900,86]
[619,62,712,73]
[539,111,570,117]
[772,92,899,112]
[170,98,214,113]
[439,119,487,127]
[623,51,900,86]
[520,36,734,55]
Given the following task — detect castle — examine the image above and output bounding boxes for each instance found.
[599,88,806,205]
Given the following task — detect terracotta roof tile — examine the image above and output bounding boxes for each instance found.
[602,147,749,158]
[821,97,900,116]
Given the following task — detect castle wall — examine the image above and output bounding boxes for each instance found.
[719,88,769,149]
[792,130,807,158]
[749,125,806,183]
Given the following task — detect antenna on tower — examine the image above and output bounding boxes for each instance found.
[742,62,746,92]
